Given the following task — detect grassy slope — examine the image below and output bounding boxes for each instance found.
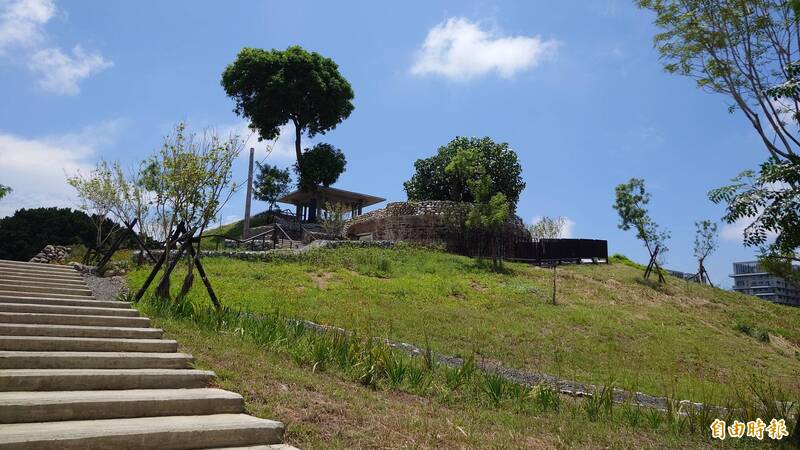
[204,211,274,240]
[128,246,800,402]
[158,316,721,449]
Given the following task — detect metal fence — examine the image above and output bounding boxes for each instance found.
[508,238,608,264]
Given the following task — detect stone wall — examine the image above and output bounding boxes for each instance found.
[343,201,530,256]
[29,245,71,264]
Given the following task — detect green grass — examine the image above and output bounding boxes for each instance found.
[128,246,800,403]
[140,300,774,449]
[204,210,276,240]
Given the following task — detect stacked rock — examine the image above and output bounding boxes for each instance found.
[28,245,71,264]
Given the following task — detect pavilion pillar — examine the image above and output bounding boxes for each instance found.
[308,197,317,222]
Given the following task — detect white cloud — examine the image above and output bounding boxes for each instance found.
[562,217,575,238]
[0,120,124,218]
[721,218,778,243]
[0,0,54,53]
[28,45,112,95]
[411,17,559,80]
[0,0,111,94]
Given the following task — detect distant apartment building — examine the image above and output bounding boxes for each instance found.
[730,261,800,307]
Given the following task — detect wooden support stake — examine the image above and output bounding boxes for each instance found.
[134,225,186,301]
[125,219,156,263]
[187,240,222,309]
[153,230,195,298]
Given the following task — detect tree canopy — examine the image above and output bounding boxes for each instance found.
[221,46,355,170]
[253,162,291,208]
[295,143,347,190]
[529,216,568,239]
[403,137,525,210]
[710,157,800,280]
[0,185,11,200]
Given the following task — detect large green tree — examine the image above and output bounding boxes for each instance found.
[221,46,355,172]
[295,143,347,190]
[403,137,525,210]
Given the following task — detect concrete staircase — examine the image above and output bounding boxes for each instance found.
[0,259,295,449]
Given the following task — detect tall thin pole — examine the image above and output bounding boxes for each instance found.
[243,147,255,239]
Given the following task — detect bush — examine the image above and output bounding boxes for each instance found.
[0,207,118,261]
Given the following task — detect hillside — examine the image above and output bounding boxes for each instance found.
[203,210,277,240]
[128,246,800,403]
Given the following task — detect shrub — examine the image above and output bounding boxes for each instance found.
[0,207,118,261]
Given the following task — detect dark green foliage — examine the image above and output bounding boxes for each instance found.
[295,143,346,190]
[0,207,117,261]
[403,137,525,210]
[221,46,354,165]
[253,162,291,208]
[0,184,11,200]
[710,157,800,285]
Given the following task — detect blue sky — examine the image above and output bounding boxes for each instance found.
[0,0,772,286]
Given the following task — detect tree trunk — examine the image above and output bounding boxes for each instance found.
[176,250,194,301]
[294,119,303,170]
[154,273,170,300]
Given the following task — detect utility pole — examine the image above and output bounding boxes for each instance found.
[242,147,255,239]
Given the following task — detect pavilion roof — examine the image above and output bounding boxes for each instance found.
[277,185,385,208]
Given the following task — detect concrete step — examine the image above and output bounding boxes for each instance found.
[0,388,242,423]
[0,312,150,328]
[0,323,162,339]
[0,413,284,449]
[0,302,138,317]
[0,260,77,273]
[0,336,178,353]
[0,280,92,297]
[0,289,94,300]
[0,351,193,369]
[0,295,130,309]
[0,274,86,286]
[0,269,83,281]
[0,368,215,391]
[0,282,92,297]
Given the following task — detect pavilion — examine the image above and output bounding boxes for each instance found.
[277,185,385,222]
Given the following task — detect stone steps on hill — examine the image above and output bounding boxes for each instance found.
[0,259,291,449]
[0,290,95,301]
[0,335,178,352]
[0,368,216,391]
[0,294,132,309]
[0,413,284,449]
[0,302,139,317]
[0,388,243,423]
[0,323,163,338]
[0,282,93,297]
[0,274,86,286]
[0,351,194,369]
[0,311,151,327]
